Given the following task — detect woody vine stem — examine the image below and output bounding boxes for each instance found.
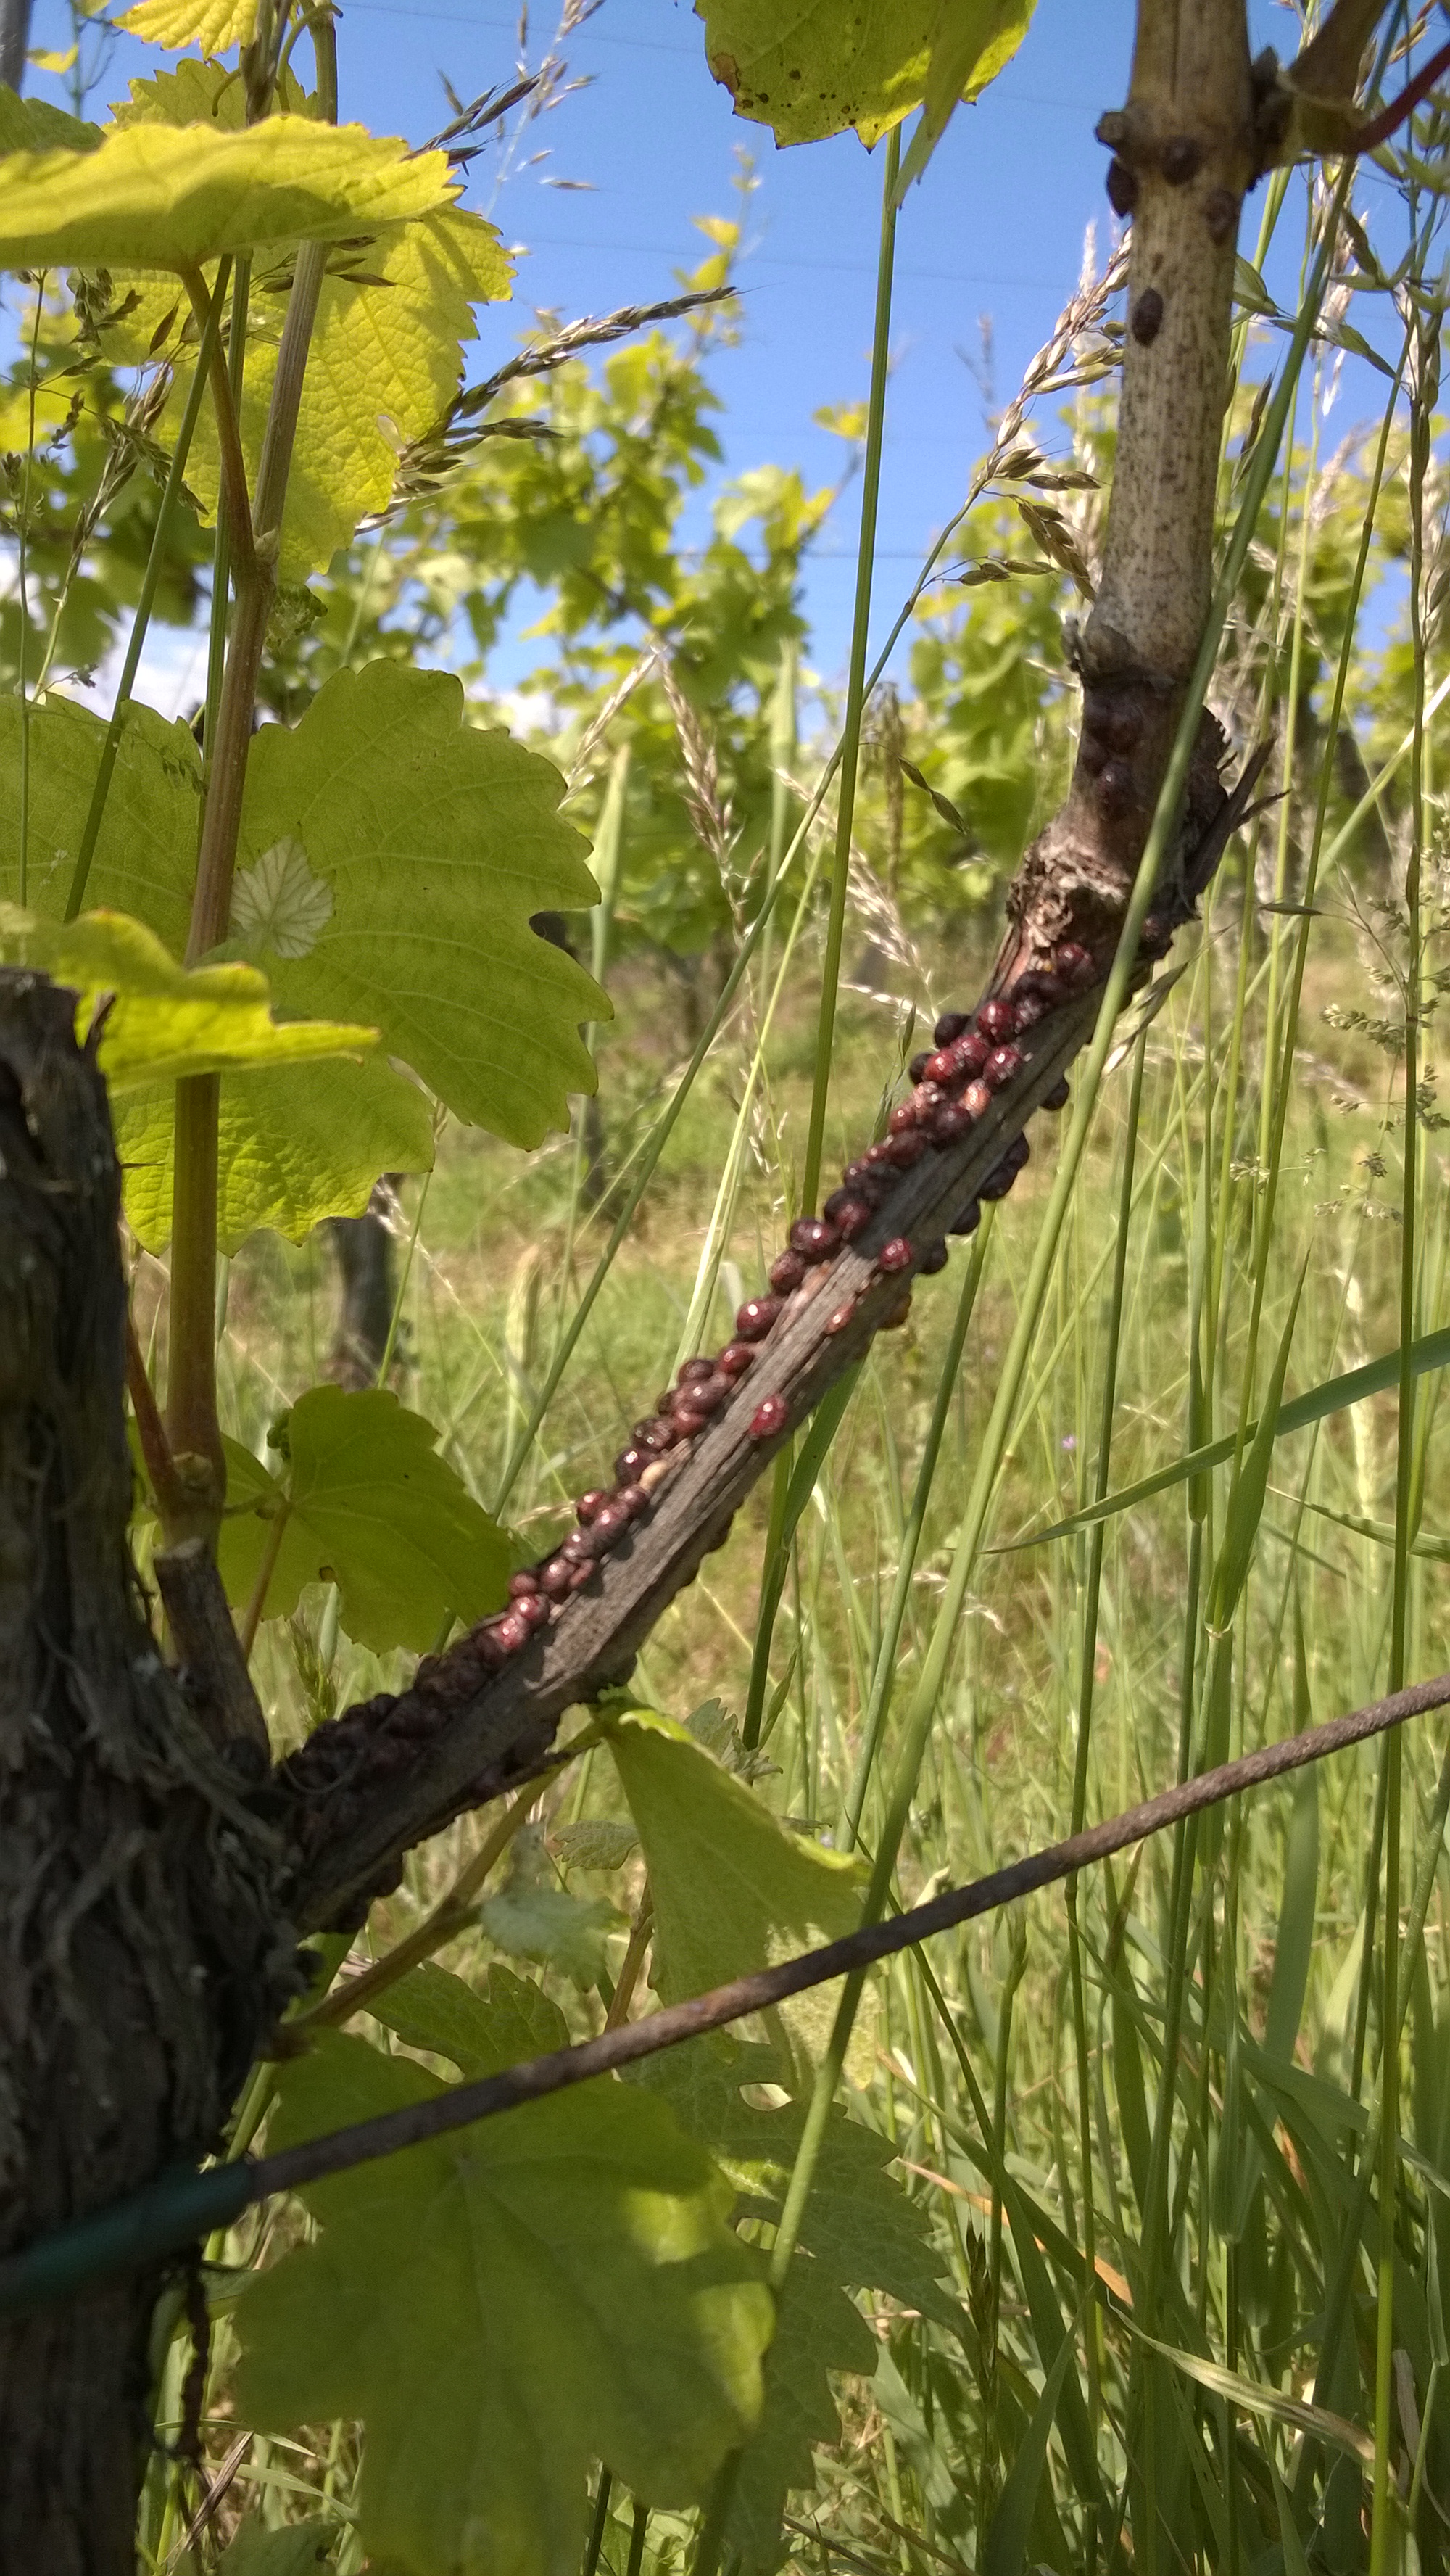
[11,0,1436,2561]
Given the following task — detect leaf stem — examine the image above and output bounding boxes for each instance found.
[65,260,232,924]
[238,1498,291,1661]
[179,260,254,586]
[168,215,331,1531]
[799,125,898,1216]
[17,276,46,906]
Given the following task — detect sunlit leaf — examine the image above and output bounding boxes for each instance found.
[158,198,511,578]
[114,1052,434,1251]
[236,2031,773,2576]
[0,905,375,1089]
[120,0,257,52]
[894,0,1036,197]
[606,1706,865,2003]
[111,54,315,130]
[0,116,451,273]
[215,1384,508,1651]
[696,0,1032,149]
[236,661,605,1144]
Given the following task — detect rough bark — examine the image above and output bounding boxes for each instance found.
[1000,0,1256,981]
[271,3,1267,1939]
[0,976,293,2574]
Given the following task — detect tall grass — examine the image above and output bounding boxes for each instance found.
[144,147,1450,2576]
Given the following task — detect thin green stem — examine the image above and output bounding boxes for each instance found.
[838,1221,992,1848]
[17,276,45,906]
[800,126,899,1216]
[65,260,232,923]
[1370,265,1434,2576]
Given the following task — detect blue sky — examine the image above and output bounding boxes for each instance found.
[22,0,1359,701]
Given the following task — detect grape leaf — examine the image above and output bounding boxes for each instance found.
[0,88,99,150]
[0,693,198,950]
[0,906,376,1089]
[605,1708,866,2002]
[107,63,507,577]
[0,694,431,1244]
[110,56,317,131]
[236,2032,774,2576]
[120,0,257,53]
[368,1960,570,2076]
[112,1052,434,1252]
[476,1827,624,1988]
[215,1384,508,1652]
[895,0,1037,197]
[551,1818,640,1873]
[236,662,605,1144]
[0,115,451,273]
[638,2036,957,2572]
[208,207,512,581]
[695,0,1033,148]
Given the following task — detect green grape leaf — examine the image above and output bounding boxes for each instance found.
[894,0,1037,197]
[236,662,605,1143]
[0,695,432,1245]
[154,198,510,578]
[638,2037,957,2570]
[111,56,317,131]
[0,116,451,274]
[236,2032,774,2576]
[605,1708,866,2002]
[0,693,198,947]
[0,88,100,151]
[368,1960,570,2076]
[215,1384,508,1652]
[476,1828,623,1988]
[217,2525,333,2575]
[0,906,376,1089]
[551,1818,640,1873]
[696,0,1033,147]
[112,1051,434,1251]
[231,835,334,959]
[216,207,511,581]
[120,0,257,52]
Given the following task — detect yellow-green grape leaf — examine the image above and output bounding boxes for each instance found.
[120,0,257,52]
[0,697,434,1244]
[696,0,1033,147]
[605,1709,866,2003]
[237,662,605,1144]
[894,0,1037,197]
[0,906,376,1089]
[110,56,316,130]
[215,1384,508,1653]
[236,2032,773,2576]
[0,117,452,273]
[0,693,198,946]
[114,1052,434,1252]
[171,205,510,580]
